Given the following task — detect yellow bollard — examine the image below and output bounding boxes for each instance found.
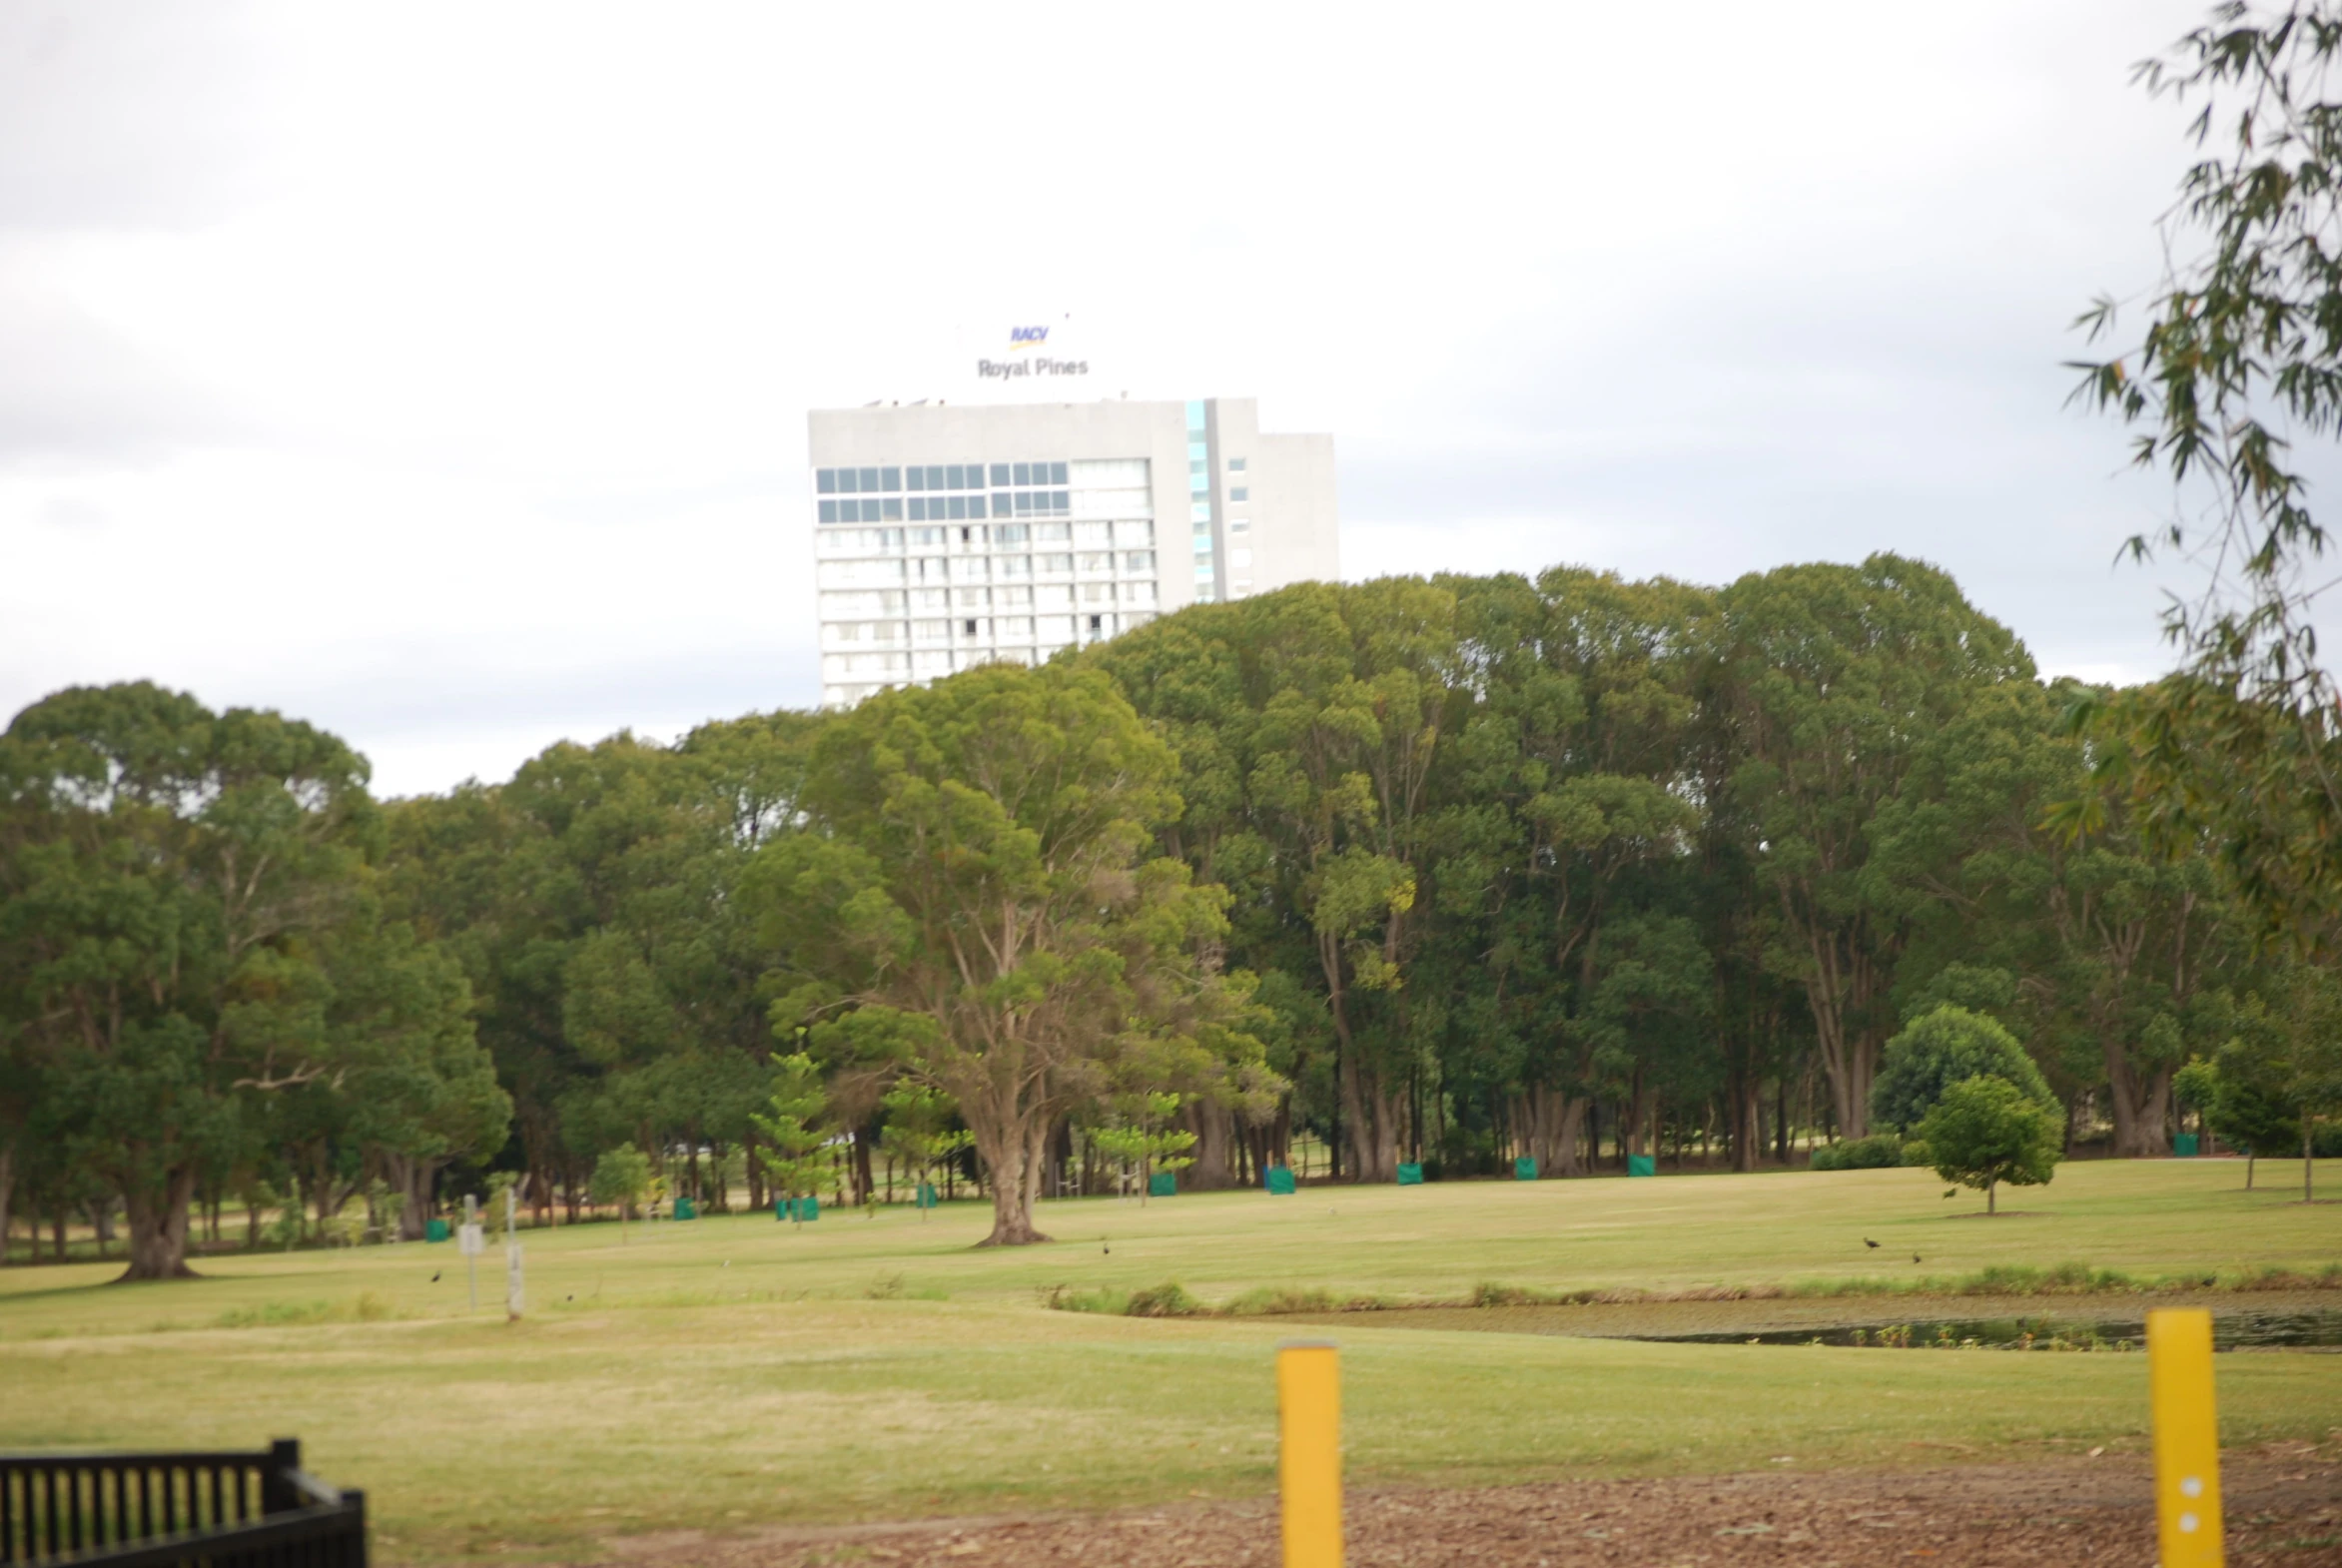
[2148,1308,2224,1568]
[1278,1341,1342,1568]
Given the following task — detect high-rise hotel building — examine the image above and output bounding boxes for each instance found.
[810,396,1337,708]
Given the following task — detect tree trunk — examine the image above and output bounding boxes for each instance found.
[2307,1118,2316,1204]
[1185,1100,1236,1188]
[0,1149,11,1267]
[2247,1152,2256,1190]
[2103,1044,2174,1159]
[118,1166,200,1280]
[1987,1177,1996,1215]
[1522,1087,1588,1176]
[971,1117,1051,1246]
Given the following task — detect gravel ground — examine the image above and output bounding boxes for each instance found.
[594,1445,2342,1568]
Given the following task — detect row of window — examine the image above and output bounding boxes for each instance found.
[822,582,1154,616]
[827,604,1160,648]
[820,490,1073,524]
[816,553,1157,588]
[822,616,1140,673]
[817,461,1070,494]
[816,520,1154,554]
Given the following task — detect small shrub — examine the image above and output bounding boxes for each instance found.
[1812,1134,1905,1171]
[1125,1281,1199,1317]
[1470,1281,1561,1307]
[1900,1140,1932,1168]
[1041,1284,1128,1314]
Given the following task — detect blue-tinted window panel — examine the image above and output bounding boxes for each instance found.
[1050,461,1068,485]
[838,468,860,494]
[926,465,945,489]
[884,498,903,521]
[819,499,839,523]
[817,469,838,494]
[948,495,968,519]
[908,497,926,520]
[1013,462,1031,485]
[906,468,925,491]
[991,463,1011,486]
[1191,502,1213,521]
[945,464,964,489]
[1052,490,1069,511]
[859,467,880,491]
[994,492,1012,516]
[1185,399,1205,430]
[969,494,987,518]
[882,467,901,490]
[1231,487,1248,501]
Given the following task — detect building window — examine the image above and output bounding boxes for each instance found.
[817,469,839,493]
[1088,614,1104,633]
[963,618,979,637]
[819,500,839,523]
[1229,487,1247,501]
[1228,457,1246,471]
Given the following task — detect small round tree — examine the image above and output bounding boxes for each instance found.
[1918,1075,2061,1214]
[589,1144,653,1242]
[1872,1005,2054,1133]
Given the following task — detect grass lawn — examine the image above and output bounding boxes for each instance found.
[2,1159,2336,1563]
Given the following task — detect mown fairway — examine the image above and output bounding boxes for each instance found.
[3,1160,2337,1563]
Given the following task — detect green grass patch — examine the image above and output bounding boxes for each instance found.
[2,1160,2337,1565]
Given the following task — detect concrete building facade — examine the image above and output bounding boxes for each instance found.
[809,396,1336,708]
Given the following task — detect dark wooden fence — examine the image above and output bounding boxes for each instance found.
[0,1440,365,1568]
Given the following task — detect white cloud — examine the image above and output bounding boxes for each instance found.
[0,0,2233,793]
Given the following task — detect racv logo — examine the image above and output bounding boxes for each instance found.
[1007,326,1049,353]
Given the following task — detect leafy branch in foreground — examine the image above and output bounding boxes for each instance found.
[2068,4,2342,949]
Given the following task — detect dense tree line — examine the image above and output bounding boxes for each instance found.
[6,555,2338,1268]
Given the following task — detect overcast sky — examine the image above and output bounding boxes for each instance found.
[1,1,2243,797]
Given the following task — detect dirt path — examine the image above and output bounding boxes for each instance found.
[588,1448,2341,1568]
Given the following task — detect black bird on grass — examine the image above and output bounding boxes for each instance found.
[1913,1253,1923,1264]
[1864,1238,1880,1248]
[430,1271,440,1282]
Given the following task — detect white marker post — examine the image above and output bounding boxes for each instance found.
[503,1184,524,1322]
[458,1194,483,1312]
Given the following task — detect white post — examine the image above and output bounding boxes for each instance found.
[460,1193,481,1311]
[503,1185,523,1322]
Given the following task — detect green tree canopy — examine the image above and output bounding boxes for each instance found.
[753,661,1246,1245]
[1919,1074,2062,1214]
[0,682,383,1278]
[1871,1006,2054,1134]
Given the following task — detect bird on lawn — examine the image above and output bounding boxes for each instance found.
[430,1271,440,1282]
[1103,1237,1111,1254]
[1913,1253,1923,1264]
[1863,1238,1880,1248]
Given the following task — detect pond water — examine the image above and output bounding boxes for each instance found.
[1622,1307,2342,1351]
